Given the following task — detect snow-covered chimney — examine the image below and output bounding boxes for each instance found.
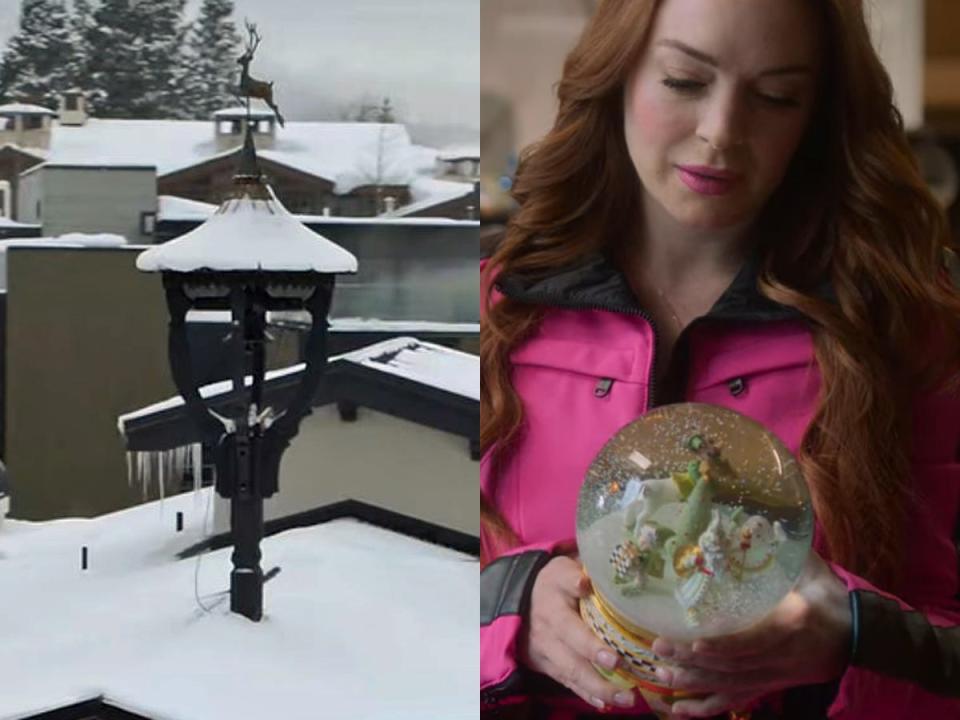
[0,102,56,150]
[58,90,88,127]
[383,195,397,214]
[213,104,278,152]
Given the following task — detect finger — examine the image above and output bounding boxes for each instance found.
[668,647,784,673]
[652,637,697,664]
[644,693,676,716]
[556,601,623,674]
[574,571,592,598]
[543,644,637,711]
[545,556,590,601]
[656,664,778,694]
[669,692,755,718]
[688,597,801,658]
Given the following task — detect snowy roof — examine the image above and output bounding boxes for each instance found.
[213,106,278,119]
[118,336,478,432]
[389,177,476,217]
[118,363,306,426]
[0,103,56,116]
[158,194,479,226]
[328,318,480,334]
[0,490,477,720]
[438,144,480,161]
[36,119,417,194]
[157,194,219,221]
[173,313,478,333]
[137,186,358,273]
[0,233,128,292]
[0,216,40,228]
[341,337,480,401]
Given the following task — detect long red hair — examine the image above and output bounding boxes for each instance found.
[480,0,960,589]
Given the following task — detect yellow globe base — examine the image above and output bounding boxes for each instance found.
[579,592,695,702]
[580,591,754,719]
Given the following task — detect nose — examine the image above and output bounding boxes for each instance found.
[697,86,746,152]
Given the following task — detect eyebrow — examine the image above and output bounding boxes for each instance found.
[656,39,814,77]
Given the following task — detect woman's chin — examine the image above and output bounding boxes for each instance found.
[672,207,752,232]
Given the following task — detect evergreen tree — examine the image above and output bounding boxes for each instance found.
[85,0,187,118]
[86,0,143,117]
[180,0,241,119]
[63,0,97,104]
[130,0,188,118]
[0,0,76,109]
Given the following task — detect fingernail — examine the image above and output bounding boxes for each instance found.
[589,696,606,710]
[656,667,673,686]
[613,690,635,707]
[596,649,618,669]
[653,639,674,657]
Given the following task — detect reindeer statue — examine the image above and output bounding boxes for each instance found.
[236,20,285,127]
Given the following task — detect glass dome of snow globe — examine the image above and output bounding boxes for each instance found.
[576,403,813,694]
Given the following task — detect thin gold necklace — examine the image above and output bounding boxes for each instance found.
[653,285,686,330]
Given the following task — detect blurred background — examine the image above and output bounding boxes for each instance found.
[481,0,960,250]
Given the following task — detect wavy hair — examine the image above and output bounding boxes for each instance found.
[480,0,960,587]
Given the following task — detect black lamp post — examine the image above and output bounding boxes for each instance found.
[136,127,357,621]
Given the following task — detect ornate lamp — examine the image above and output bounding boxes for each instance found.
[137,111,356,621]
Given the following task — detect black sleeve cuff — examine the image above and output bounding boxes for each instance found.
[850,589,960,698]
[481,550,552,626]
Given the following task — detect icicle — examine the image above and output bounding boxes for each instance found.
[126,444,210,512]
[192,442,203,499]
[190,443,203,517]
[126,451,135,489]
[158,449,167,514]
[137,451,147,501]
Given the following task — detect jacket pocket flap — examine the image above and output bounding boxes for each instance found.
[689,322,815,390]
[511,338,648,383]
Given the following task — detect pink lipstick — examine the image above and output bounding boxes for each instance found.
[676,165,741,196]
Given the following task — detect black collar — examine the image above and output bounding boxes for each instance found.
[496,252,817,325]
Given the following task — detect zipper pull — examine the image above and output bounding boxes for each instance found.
[594,378,614,398]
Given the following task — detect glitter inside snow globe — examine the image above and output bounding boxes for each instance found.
[576,403,814,704]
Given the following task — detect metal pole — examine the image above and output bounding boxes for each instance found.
[229,286,267,621]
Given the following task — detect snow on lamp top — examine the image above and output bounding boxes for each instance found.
[576,403,813,642]
[137,23,356,276]
[135,183,357,274]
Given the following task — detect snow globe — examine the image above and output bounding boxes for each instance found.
[576,403,813,706]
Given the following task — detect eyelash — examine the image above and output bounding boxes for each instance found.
[661,77,800,108]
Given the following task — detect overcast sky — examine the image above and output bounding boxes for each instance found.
[0,0,479,143]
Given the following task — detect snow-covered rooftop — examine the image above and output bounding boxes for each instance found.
[137,187,358,273]
[158,194,479,226]
[213,106,277,118]
[341,336,479,401]
[0,489,477,720]
[328,318,480,334]
[35,119,417,194]
[390,176,476,217]
[0,216,40,228]
[0,233,128,292]
[438,144,480,161]
[117,336,477,433]
[157,194,219,221]
[0,103,56,116]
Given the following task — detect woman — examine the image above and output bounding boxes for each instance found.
[480,0,960,718]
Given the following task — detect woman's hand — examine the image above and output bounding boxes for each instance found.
[646,552,852,718]
[519,554,638,712]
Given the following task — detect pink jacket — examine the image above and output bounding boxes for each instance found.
[480,256,960,719]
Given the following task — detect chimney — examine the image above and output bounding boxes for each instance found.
[58,89,88,127]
